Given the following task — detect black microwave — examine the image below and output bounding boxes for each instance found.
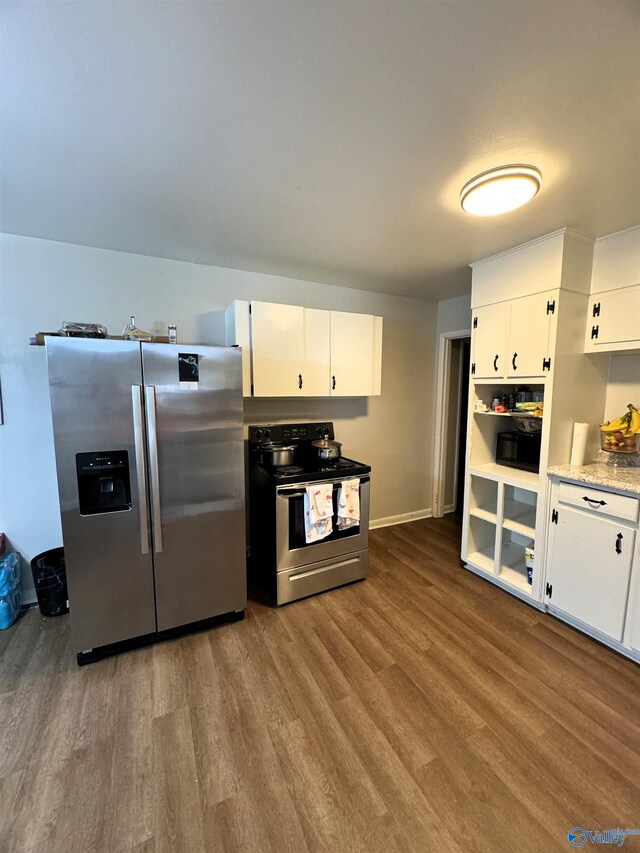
[496,431,541,473]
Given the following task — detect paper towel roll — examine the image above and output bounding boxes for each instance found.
[570,422,589,467]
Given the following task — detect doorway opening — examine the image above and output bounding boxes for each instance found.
[432,331,471,521]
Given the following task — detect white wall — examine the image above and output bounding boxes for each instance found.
[436,293,471,337]
[0,234,439,599]
[604,354,640,421]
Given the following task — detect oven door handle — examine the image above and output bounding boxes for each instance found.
[277,476,370,496]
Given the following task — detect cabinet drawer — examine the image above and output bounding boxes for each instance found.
[557,480,639,524]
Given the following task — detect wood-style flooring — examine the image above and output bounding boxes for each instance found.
[1,516,639,852]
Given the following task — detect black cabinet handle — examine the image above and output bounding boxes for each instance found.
[332,375,336,391]
[616,533,623,554]
[512,353,518,371]
[493,355,499,372]
[298,373,303,390]
[582,496,606,506]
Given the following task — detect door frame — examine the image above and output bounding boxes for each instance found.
[432,328,471,519]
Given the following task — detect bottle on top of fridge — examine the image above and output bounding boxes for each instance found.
[122,316,153,342]
[168,324,177,344]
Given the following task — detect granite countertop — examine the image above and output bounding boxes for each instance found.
[548,462,640,496]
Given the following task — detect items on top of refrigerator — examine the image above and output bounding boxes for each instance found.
[59,321,108,338]
[122,316,154,342]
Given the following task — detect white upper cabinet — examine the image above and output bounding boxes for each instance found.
[584,226,640,353]
[250,302,305,397]
[303,308,332,396]
[471,293,555,380]
[224,300,382,397]
[587,287,640,349]
[506,292,555,378]
[330,311,377,396]
[470,229,593,308]
[471,303,508,378]
[589,226,640,293]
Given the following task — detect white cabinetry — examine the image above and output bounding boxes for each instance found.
[471,292,556,380]
[584,226,640,353]
[470,303,508,378]
[330,311,382,397]
[506,292,555,378]
[224,300,382,397]
[250,302,330,397]
[462,229,609,606]
[546,476,640,660]
[585,286,640,350]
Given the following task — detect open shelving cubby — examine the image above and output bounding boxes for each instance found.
[499,530,533,594]
[468,474,498,524]
[462,378,544,602]
[466,515,496,576]
[502,484,537,539]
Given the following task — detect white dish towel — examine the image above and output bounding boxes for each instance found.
[304,484,334,543]
[337,478,360,530]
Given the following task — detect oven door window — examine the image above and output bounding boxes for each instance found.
[287,485,361,550]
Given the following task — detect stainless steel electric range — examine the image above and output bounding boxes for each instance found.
[248,422,371,605]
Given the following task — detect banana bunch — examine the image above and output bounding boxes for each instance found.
[600,403,640,451]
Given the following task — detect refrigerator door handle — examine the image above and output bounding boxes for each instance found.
[131,385,150,555]
[145,385,163,553]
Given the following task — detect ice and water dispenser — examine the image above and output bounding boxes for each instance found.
[75,451,132,515]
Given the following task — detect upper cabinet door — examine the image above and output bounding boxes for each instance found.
[301,308,331,396]
[330,311,374,396]
[506,293,555,378]
[471,303,508,378]
[588,287,640,348]
[251,302,305,397]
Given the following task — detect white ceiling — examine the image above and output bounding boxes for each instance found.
[1,1,639,301]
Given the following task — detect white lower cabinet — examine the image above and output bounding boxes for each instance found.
[546,506,634,640]
[545,477,640,657]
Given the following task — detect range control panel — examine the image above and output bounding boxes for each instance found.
[248,422,334,445]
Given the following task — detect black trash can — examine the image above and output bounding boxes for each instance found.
[30,548,69,617]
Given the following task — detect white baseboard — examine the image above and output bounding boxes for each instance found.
[370,509,432,530]
[444,504,456,514]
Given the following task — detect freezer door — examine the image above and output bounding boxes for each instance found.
[141,344,246,630]
[46,337,157,651]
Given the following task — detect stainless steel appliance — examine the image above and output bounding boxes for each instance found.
[46,337,246,664]
[248,422,370,605]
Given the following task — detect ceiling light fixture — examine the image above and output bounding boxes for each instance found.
[460,164,542,216]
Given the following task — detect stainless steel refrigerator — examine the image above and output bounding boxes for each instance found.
[46,337,246,662]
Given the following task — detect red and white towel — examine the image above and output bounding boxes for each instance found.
[304,484,334,543]
[337,478,360,530]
